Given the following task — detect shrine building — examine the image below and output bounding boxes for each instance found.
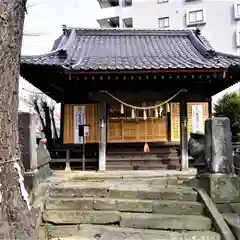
[20,26,240,171]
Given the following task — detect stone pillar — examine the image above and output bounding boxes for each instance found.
[99,100,107,171]
[18,112,37,171]
[19,112,52,193]
[180,97,189,170]
[205,117,234,174]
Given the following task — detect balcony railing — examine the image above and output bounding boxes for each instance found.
[123,0,132,7]
[98,0,119,8]
[98,0,132,8]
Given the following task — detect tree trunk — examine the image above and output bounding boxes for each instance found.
[50,107,59,146]
[42,101,53,147]
[0,1,37,239]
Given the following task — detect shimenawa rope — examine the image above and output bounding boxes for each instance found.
[103,89,184,110]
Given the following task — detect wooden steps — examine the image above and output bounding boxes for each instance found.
[49,142,194,171]
[106,144,181,170]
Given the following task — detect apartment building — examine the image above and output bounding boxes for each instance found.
[97,0,240,55]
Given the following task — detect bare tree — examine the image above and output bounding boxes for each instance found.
[50,105,59,145]
[0,1,36,239]
[31,95,59,147]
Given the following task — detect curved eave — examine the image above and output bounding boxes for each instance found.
[20,62,65,102]
[20,54,240,72]
[20,60,229,73]
[20,50,240,74]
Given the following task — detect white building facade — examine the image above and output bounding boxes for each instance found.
[97,0,240,55]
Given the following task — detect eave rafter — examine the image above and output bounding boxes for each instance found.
[64,68,227,83]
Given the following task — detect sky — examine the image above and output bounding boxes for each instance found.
[22,0,100,55]
[20,0,100,114]
[20,0,240,113]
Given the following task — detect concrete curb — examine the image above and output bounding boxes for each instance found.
[223,213,240,240]
[194,187,236,240]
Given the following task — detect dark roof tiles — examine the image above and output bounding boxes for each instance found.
[21,27,240,70]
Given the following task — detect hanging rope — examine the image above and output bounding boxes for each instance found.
[103,89,184,110]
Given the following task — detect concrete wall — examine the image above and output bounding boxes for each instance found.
[97,0,240,55]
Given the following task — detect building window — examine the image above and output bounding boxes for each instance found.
[158,17,169,28]
[234,3,240,20]
[236,27,240,47]
[238,4,240,15]
[186,9,206,26]
[158,0,169,3]
[189,10,203,23]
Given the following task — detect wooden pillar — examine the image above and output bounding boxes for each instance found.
[167,104,171,142]
[180,93,189,170]
[65,148,71,171]
[99,100,107,171]
[208,97,212,118]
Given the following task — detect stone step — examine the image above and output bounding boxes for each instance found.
[49,184,197,201]
[106,164,180,171]
[65,177,192,185]
[47,224,220,240]
[45,197,204,215]
[49,176,196,187]
[51,169,197,180]
[43,210,212,231]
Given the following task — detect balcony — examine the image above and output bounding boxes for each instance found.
[98,0,132,8]
[98,0,119,9]
[97,5,121,20]
[97,17,120,28]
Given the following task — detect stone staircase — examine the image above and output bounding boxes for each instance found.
[39,179,221,240]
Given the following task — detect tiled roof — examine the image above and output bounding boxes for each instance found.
[21,27,240,71]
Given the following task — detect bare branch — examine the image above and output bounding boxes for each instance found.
[26,2,41,8]
[23,31,50,37]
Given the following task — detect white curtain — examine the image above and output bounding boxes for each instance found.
[74,106,86,144]
[192,104,204,133]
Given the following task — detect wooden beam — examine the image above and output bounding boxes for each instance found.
[64,68,226,75]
